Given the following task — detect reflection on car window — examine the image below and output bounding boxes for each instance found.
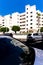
[10,39,19,46]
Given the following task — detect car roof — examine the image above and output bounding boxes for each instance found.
[0,35,29,54]
[0,35,12,39]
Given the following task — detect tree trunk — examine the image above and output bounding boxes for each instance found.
[15,31,16,34]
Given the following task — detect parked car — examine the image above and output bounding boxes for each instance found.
[31,33,42,41]
[0,35,35,65]
[27,33,42,43]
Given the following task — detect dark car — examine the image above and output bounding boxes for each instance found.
[27,34,36,43]
[0,36,35,65]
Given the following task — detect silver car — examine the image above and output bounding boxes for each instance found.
[31,33,42,41]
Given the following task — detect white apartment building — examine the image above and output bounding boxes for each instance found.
[19,5,37,33]
[0,12,20,33]
[20,5,43,33]
[40,13,43,27]
[12,12,20,26]
[25,5,37,33]
[4,12,20,28]
[36,10,43,32]
[19,12,26,33]
[0,5,43,33]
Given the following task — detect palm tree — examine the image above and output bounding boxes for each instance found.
[36,12,41,33]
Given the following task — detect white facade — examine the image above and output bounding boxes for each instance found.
[19,5,37,33]
[19,12,26,33]
[12,12,20,26]
[0,5,43,33]
[25,5,37,33]
[36,10,43,32]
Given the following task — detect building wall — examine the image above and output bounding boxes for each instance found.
[12,12,20,26]
[0,5,43,33]
[19,12,26,33]
[25,5,37,33]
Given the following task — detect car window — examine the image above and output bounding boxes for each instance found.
[28,34,31,36]
[33,33,38,36]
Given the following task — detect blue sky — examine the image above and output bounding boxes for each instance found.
[0,0,43,16]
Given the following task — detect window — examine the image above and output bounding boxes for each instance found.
[27,24,28,26]
[30,12,33,13]
[42,24,43,25]
[30,23,33,25]
[2,19,4,21]
[30,15,33,17]
[42,18,43,19]
[10,16,12,19]
[2,22,4,24]
[20,14,25,17]
[20,25,25,26]
[26,20,28,22]
[33,33,38,36]
[36,16,38,18]
[26,16,28,18]
[27,8,28,10]
[27,31,28,33]
[36,23,38,25]
[26,28,28,30]
[30,19,33,21]
[42,21,43,22]
[3,25,4,26]
[27,12,28,14]
[20,21,25,23]
[30,27,32,29]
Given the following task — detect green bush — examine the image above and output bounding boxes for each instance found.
[0,27,9,33]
